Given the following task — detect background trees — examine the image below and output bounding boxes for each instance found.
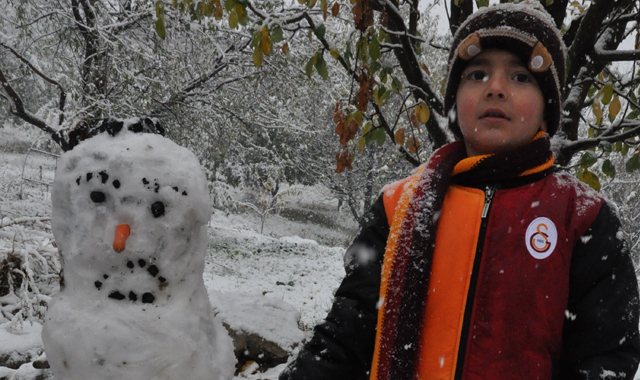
[2,0,640,231]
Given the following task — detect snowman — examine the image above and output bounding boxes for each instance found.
[42,120,235,380]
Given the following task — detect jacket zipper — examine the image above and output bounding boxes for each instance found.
[453,184,496,380]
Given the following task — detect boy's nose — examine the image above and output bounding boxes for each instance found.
[484,75,507,99]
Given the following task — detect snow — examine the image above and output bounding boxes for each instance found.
[209,290,306,353]
[204,210,345,329]
[0,322,43,366]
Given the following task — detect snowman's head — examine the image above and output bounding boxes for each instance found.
[52,125,211,296]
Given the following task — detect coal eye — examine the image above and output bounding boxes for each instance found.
[90,191,106,203]
[151,201,165,218]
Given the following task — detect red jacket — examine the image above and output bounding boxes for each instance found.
[281,170,640,380]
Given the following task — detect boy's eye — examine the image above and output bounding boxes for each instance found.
[513,73,531,83]
[467,70,487,81]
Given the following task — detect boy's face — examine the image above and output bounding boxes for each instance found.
[456,49,546,157]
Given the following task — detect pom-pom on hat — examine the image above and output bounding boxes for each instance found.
[444,1,566,137]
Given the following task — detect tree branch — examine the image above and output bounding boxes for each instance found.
[372,102,421,166]
[593,48,640,62]
[0,67,69,150]
[448,0,472,36]
[378,0,448,147]
[557,123,640,158]
[0,41,67,125]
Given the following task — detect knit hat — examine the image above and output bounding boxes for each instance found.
[444,1,566,138]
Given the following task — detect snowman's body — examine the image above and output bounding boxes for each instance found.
[42,127,234,380]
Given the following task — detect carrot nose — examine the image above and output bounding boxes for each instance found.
[113,224,131,253]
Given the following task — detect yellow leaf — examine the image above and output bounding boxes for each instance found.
[592,99,603,125]
[609,94,621,122]
[410,107,420,128]
[228,10,238,29]
[260,26,271,55]
[420,62,430,75]
[394,128,406,145]
[234,4,247,22]
[601,83,614,105]
[577,168,601,191]
[408,137,420,153]
[418,102,430,124]
[282,42,290,55]
[253,47,264,67]
[358,135,365,152]
[241,361,256,373]
[330,49,340,59]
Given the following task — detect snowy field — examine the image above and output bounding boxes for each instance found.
[0,125,357,379]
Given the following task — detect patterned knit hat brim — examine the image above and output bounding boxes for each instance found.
[444,1,566,138]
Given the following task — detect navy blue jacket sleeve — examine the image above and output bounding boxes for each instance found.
[279,195,389,380]
[560,202,640,380]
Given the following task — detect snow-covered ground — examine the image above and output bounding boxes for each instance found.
[0,124,357,379]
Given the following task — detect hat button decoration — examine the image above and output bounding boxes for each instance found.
[458,33,483,60]
[529,42,553,72]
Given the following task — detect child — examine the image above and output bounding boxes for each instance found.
[280,2,640,380]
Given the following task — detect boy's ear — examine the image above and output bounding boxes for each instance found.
[540,121,548,132]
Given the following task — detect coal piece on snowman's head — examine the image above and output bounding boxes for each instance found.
[108,291,126,300]
[141,293,155,304]
[90,191,106,203]
[151,202,165,218]
[65,117,165,151]
[147,265,159,277]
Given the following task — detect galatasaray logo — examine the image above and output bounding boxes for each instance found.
[525,217,558,259]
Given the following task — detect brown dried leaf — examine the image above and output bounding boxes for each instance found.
[394,128,406,145]
[352,0,373,31]
[331,2,340,16]
[282,42,290,55]
[407,137,420,154]
[335,151,353,173]
[357,70,373,112]
[333,102,343,124]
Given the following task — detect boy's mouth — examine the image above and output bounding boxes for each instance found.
[480,108,510,120]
